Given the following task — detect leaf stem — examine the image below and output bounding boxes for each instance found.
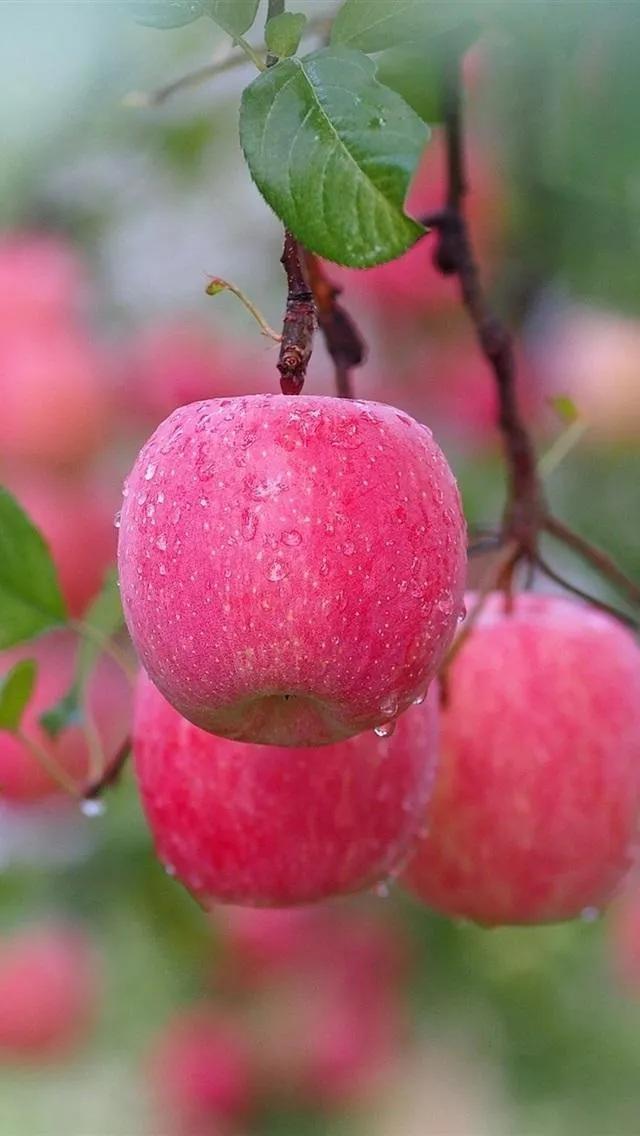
[70,619,137,685]
[16,730,80,798]
[205,277,282,343]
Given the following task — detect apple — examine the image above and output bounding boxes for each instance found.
[0,922,101,1060]
[0,632,131,803]
[120,320,270,427]
[0,231,86,328]
[118,394,465,745]
[133,669,439,906]
[401,592,640,925]
[3,470,117,617]
[0,323,110,468]
[146,1009,254,1135]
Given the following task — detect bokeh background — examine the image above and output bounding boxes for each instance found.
[1,1,640,1133]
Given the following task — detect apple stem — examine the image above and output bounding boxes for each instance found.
[83,737,131,802]
[277,230,316,395]
[303,252,366,398]
[426,50,640,620]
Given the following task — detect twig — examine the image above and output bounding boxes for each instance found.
[544,516,640,608]
[206,277,282,342]
[303,252,366,399]
[534,555,639,631]
[277,231,316,395]
[83,738,132,800]
[124,47,246,108]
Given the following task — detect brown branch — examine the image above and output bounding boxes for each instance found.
[534,555,639,631]
[424,54,545,558]
[83,738,131,800]
[277,231,316,395]
[303,252,366,398]
[544,515,640,608]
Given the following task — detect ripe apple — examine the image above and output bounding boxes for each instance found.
[3,470,117,617]
[0,323,110,468]
[133,670,439,906]
[118,394,465,745]
[0,231,86,327]
[0,922,101,1060]
[120,320,270,427]
[401,592,640,925]
[146,1009,254,1135]
[0,632,131,803]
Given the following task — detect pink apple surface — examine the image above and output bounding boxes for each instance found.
[146,1009,254,1135]
[118,394,465,745]
[0,923,101,1059]
[133,670,439,906]
[0,231,86,327]
[0,632,131,802]
[4,471,117,617]
[0,323,110,467]
[401,593,640,925]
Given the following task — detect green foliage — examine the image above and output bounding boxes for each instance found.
[0,660,37,733]
[375,43,442,123]
[0,488,67,651]
[331,0,478,53]
[131,0,259,35]
[76,569,124,687]
[549,395,581,425]
[240,46,428,267]
[39,686,82,741]
[265,11,307,60]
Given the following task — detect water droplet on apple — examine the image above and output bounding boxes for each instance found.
[412,690,427,706]
[144,463,156,481]
[242,510,258,542]
[267,561,288,583]
[580,906,601,923]
[281,530,302,547]
[379,693,398,717]
[342,540,355,556]
[156,535,167,551]
[80,799,105,818]
[164,863,176,877]
[113,511,121,530]
[374,880,391,898]
[374,720,396,738]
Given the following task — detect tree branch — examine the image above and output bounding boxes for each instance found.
[303,252,366,398]
[277,231,316,395]
[544,516,640,607]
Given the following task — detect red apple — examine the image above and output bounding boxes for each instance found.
[0,231,86,327]
[133,670,439,906]
[3,470,117,617]
[0,922,101,1060]
[402,592,640,925]
[118,394,465,745]
[146,1009,254,1136]
[120,320,270,427]
[0,322,110,468]
[0,632,131,803]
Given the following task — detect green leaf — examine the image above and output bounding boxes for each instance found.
[265,11,307,59]
[131,1,209,29]
[331,0,477,53]
[76,569,124,688]
[376,44,442,123]
[206,0,260,38]
[240,46,429,267]
[0,660,37,733]
[0,488,67,650]
[39,686,82,741]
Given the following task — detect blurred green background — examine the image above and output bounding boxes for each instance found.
[0,1,639,1133]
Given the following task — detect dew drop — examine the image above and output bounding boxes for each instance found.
[113,511,121,530]
[379,693,398,718]
[374,880,391,898]
[374,721,396,738]
[412,690,427,706]
[80,799,105,818]
[342,540,355,556]
[164,863,176,877]
[580,906,601,923]
[144,463,156,481]
[242,510,258,542]
[156,535,167,551]
[199,497,209,508]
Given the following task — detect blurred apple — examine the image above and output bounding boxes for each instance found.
[4,469,117,617]
[0,231,86,328]
[0,632,131,802]
[0,922,101,1060]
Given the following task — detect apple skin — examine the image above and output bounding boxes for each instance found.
[133,670,439,907]
[118,394,465,746]
[3,471,117,617]
[0,923,101,1060]
[0,632,131,803]
[146,1009,254,1135]
[401,593,640,926]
